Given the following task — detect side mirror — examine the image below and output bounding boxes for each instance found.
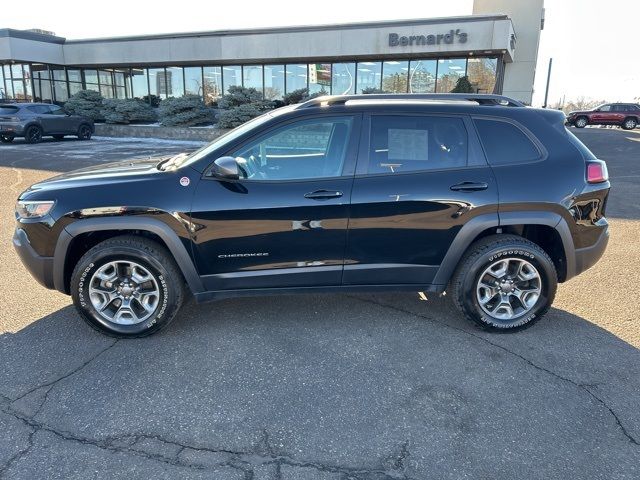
[211,156,240,180]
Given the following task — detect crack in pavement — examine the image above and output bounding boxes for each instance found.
[348,295,639,447]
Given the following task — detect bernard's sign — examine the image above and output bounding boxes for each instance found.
[388,29,468,47]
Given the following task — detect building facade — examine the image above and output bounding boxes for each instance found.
[0,2,544,106]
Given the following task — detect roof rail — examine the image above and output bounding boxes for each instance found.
[298,93,525,108]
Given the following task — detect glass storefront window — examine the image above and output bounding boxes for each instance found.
[11,64,24,79]
[263,65,284,100]
[0,66,5,100]
[67,69,81,83]
[166,67,184,98]
[332,63,355,95]
[382,60,409,93]
[436,58,467,93]
[131,68,149,99]
[83,69,99,85]
[12,80,25,100]
[467,57,498,94]
[222,65,242,93]
[31,65,51,102]
[99,70,113,86]
[409,59,437,93]
[51,68,66,82]
[148,68,167,99]
[309,63,331,95]
[100,85,114,98]
[243,65,263,94]
[203,66,222,104]
[285,64,307,93]
[53,82,69,102]
[69,82,83,97]
[356,61,382,93]
[184,67,203,96]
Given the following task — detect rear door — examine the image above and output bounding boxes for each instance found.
[344,113,498,286]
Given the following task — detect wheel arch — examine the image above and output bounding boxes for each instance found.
[53,217,204,295]
[433,211,575,288]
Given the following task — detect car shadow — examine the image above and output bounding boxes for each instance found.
[1,293,639,477]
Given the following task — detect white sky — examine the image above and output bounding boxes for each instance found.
[4,0,639,106]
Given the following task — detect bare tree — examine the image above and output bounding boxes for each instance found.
[560,97,608,114]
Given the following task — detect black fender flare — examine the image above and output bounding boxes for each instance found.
[52,217,204,295]
[432,211,576,287]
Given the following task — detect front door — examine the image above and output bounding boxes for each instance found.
[40,105,75,134]
[190,114,360,291]
[344,113,498,286]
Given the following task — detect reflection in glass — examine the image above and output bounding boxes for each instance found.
[332,63,355,95]
[148,68,167,99]
[131,68,149,99]
[0,66,5,100]
[51,68,66,82]
[184,67,203,96]
[409,60,436,93]
[222,65,242,93]
[100,85,114,99]
[12,80,25,100]
[285,64,307,93]
[264,65,284,100]
[436,58,467,93]
[467,57,498,94]
[243,65,263,94]
[356,61,382,93]
[69,82,83,97]
[53,81,68,102]
[99,70,113,86]
[203,66,222,104]
[83,69,99,85]
[382,61,409,93]
[309,63,331,94]
[67,69,82,83]
[166,67,184,97]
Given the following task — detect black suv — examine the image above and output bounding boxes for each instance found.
[13,94,610,337]
[0,103,94,143]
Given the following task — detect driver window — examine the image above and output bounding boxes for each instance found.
[231,117,353,180]
[48,106,66,115]
[599,105,612,112]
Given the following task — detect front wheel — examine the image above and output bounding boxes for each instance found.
[71,236,185,337]
[77,124,92,140]
[450,235,557,331]
[574,116,588,128]
[622,118,637,130]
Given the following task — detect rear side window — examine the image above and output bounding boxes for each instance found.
[0,106,19,115]
[26,105,50,114]
[474,119,541,166]
[367,115,468,174]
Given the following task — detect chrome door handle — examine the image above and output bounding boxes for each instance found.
[450,182,488,192]
[304,190,343,200]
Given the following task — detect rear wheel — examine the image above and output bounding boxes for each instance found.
[622,117,637,130]
[574,116,588,128]
[77,124,92,140]
[25,125,43,144]
[71,236,185,337]
[450,235,557,331]
[0,134,14,143]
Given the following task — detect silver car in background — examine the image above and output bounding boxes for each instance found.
[0,103,94,144]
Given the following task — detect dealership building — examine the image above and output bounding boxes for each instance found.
[0,0,544,106]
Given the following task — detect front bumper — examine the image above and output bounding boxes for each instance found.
[13,228,55,289]
[573,226,609,277]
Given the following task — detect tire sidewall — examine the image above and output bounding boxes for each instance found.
[458,244,556,330]
[26,126,42,143]
[71,246,177,336]
[623,118,637,130]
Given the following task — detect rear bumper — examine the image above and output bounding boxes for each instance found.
[13,228,55,289]
[0,122,25,136]
[573,226,609,278]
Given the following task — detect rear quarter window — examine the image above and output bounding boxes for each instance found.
[474,118,541,166]
[0,106,19,115]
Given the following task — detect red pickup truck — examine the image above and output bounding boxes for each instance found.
[566,103,640,130]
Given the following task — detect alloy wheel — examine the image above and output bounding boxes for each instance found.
[88,260,160,325]
[476,257,542,321]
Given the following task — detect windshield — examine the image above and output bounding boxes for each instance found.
[178,105,297,171]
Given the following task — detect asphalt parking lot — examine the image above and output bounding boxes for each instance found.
[0,130,639,479]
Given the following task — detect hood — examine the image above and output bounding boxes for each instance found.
[21,157,169,197]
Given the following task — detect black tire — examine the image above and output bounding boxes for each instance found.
[622,117,637,130]
[70,236,186,338]
[25,125,43,144]
[0,135,14,143]
[77,124,92,140]
[52,134,65,140]
[449,234,557,332]
[574,116,588,128]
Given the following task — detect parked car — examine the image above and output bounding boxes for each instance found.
[13,94,610,337]
[566,103,640,130]
[0,103,94,143]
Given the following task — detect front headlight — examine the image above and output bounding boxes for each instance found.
[15,200,55,219]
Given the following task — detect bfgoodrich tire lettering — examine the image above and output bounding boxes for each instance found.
[71,236,185,337]
[450,234,558,331]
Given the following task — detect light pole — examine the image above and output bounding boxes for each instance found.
[543,58,553,108]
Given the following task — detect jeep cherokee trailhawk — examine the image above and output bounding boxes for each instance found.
[13,94,610,337]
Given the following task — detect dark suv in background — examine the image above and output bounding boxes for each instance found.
[13,94,610,337]
[0,103,94,143]
[566,103,640,130]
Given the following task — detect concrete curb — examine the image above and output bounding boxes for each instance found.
[94,124,230,142]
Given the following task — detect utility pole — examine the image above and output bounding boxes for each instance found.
[543,58,553,108]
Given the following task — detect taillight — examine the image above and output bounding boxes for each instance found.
[586,160,608,184]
